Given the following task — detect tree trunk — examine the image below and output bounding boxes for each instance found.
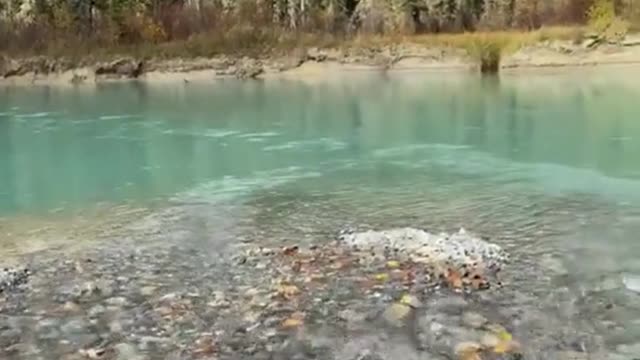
[288,0,297,28]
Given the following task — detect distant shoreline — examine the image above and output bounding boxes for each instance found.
[2,37,640,86]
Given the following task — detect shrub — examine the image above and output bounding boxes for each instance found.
[587,0,629,42]
[603,16,629,42]
[448,33,516,74]
[139,16,168,43]
[587,0,616,33]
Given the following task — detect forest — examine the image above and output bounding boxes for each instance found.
[0,0,637,55]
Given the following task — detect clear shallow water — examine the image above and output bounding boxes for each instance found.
[1,73,640,213]
[2,70,640,353]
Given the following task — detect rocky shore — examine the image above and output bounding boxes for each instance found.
[0,217,624,360]
[2,35,640,86]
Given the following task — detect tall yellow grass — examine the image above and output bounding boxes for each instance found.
[345,26,586,72]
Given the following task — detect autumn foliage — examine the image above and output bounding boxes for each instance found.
[0,0,638,56]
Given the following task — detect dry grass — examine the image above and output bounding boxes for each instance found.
[338,26,587,72]
[347,26,586,49]
[1,20,588,58]
[0,23,591,74]
[430,27,586,72]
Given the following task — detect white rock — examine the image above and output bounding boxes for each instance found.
[159,293,178,302]
[454,341,483,356]
[430,322,444,333]
[462,312,487,329]
[109,321,123,333]
[88,304,106,317]
[481,332,500,348]
[140,286,157,296]
[105,297,128,307]
[339,227,507,268]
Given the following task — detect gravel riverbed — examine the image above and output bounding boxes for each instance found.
[0,201,636,360]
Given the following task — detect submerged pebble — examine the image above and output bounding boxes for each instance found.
[105,296,128,307]
[0,267,30,293]
[461,312,487,329]
[0,220,622,360]
[88,304,106,318]
[115,343,143,360]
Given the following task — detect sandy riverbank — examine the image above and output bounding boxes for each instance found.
[2,36,640,86]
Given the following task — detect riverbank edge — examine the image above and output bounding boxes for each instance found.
[2,37,640,86]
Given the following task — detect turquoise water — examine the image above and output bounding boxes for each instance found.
[1,72,640,216]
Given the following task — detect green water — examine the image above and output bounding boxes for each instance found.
[1,72,640,215]
[2,69,640,351]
